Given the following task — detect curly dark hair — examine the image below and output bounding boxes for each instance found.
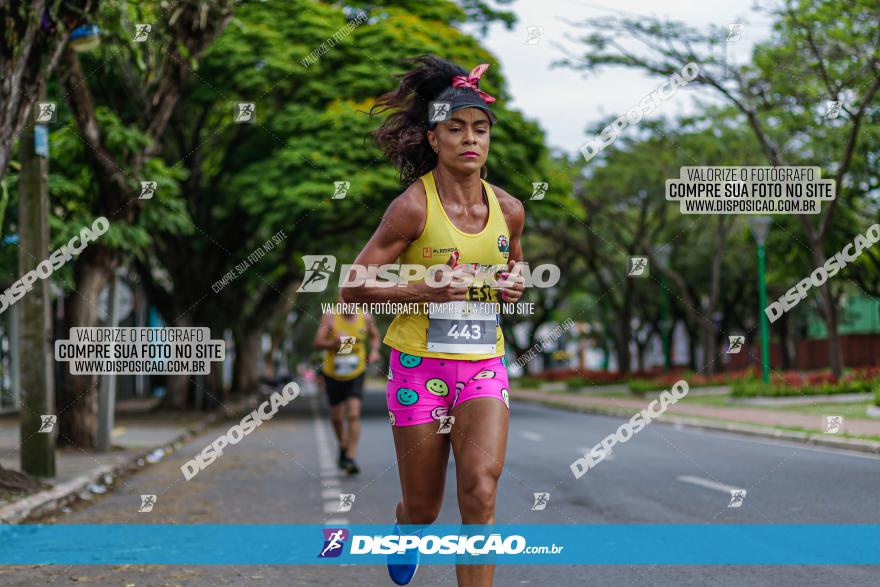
[370,55,489,186]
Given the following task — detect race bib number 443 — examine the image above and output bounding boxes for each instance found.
[427,301,496,354]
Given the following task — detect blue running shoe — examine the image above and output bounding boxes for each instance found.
[387,522,422,585]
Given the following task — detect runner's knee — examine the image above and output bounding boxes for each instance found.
[458,472,499,517]
[402,497,442,525]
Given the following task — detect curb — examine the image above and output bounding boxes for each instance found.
[511,393,880,456]
[0,395,259,524]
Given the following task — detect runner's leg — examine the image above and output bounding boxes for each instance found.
[392,422,450,524]
[450,396,509,587]
[344,397,362,460]
[324,374,348,462]
[329,404,346,451]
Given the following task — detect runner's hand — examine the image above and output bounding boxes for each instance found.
[368,350,381,364]
[496,260,525,303]
[414,251,474,303]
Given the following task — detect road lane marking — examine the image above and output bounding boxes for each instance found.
[669,426,880,461]
[577,447,614,460]
[311,394,350,522]
[677,475,744,494]
[322,488,342,500]
[520,431,543,442]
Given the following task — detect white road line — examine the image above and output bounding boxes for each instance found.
[677,475,744,494]
[322,488,342,500]
[577,447,614,460]
[312,394,350,521]
[520,431,543,442]
[669,426,880,461]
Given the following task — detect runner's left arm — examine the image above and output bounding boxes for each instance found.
[494,188,526,303]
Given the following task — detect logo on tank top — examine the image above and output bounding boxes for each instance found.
[497,235,509,257]
[428,246,458,256]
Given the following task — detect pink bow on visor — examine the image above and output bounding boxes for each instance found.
[451,63,496,104]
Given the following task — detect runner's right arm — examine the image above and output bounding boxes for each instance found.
[313,313,338,351]
[340,189,473,304]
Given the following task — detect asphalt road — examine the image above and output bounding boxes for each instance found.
[2,382,878,586]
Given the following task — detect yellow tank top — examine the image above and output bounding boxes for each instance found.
[322,313,368,380]
[383,171,511,359]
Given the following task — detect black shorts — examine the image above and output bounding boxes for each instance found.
[322,372,365,406]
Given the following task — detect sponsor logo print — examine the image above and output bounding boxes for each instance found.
[133,24,151,42]
[319,528,349,558]
[823,415,843,434]
[139,181,157,200]
[529,181,548,200]
[524,26,543,45]
[497,235,509,255]
[728,489,747,508]
[726,23,744,42]
[298,255,337,292]
[824,100,842,120]
[429,102,451,124]
[138,494,157,512]
[436,415,455,434]
[338,336,355,354]
[38,415,57,433]
[726,336,744,354]
[35,102,57,123]
[332,181,350,199]
[235,102,256,123]
[628,256,648,277]
[531,492,550,511]
[337,494,355,512]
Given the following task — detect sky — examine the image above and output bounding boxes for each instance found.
[464,0,776,155]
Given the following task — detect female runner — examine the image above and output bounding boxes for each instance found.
[343,55,525,586]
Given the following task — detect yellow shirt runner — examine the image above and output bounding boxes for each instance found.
[383,171,511,360]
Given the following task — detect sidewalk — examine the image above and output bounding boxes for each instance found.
[511,388,880,454]
[0,394,258,523]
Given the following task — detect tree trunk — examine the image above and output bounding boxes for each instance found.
[18,95,55,477]
[801,225,844,376]
[613,312,631,374]
[817,279,843,376]
[232,328,262,395]
[778,310,792,370]
[166,315,194,410]
[701,319,717,376]
[635,339,646,372]
[685,322,699,371]
[208,360,226,407]
[58,246,114,448]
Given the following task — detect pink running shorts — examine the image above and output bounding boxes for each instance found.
[386,348,510,427]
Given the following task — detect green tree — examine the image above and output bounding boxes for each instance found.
[559,0,880,376]
[139,0,555,402]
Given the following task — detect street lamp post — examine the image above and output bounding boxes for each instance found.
[749,217,772,384]
[654,244,673,370]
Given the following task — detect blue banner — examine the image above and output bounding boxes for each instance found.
[1,524,877,565]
